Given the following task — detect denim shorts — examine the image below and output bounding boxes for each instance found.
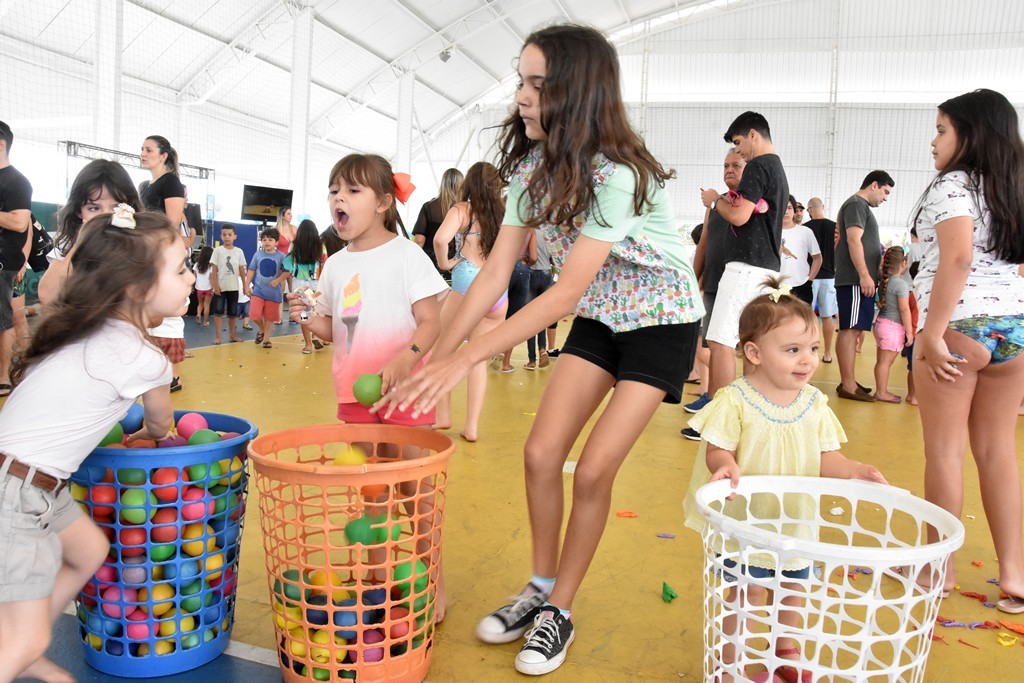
[720,557,812,583]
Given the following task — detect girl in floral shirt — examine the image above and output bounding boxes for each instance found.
[384,24,703,675]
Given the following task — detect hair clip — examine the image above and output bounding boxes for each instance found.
[767,283,793,303]
[111,203,137,229]
[393,173,415,204]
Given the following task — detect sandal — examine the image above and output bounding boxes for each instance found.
[0,383,11,398]
[312,339,324,350]
[255,333,264,345]
[997,595,1024,614]
[524,360,537,371]
[262,341,273,348]
[302,347,312,354]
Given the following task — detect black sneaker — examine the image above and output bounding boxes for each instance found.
[680,426,701,441]
[547,349,560,358]
[475,585,548,644]
[514,605,575,676]
[170,376,182,393]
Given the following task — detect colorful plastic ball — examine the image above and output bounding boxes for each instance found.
[137,638,175,656]
[304,594,330,626]
[272,601,304,630]
[150,507,179,544]
[181,523,215,556]
[120,401,145,432]
[139,583,175,617]
[150,467,181,502]
[99,422,124,447]
[219,431,241,441]
[203,552,226,582]
[70,482,88,502]
[126,610,151,640]
[85,633,103,651]
[119,489,157,525]
[308,569,348,601]
[105,639,125,656]
[187,429,221,447]
[182,633,202,650]
[362,587,388,606]
[272,568,307,607]
[180,487,214,521]
[186,459,222,486]
[128,439,157,449]
[287,626,308,657]
[392,559,428,596]
[80,581,98,608]
[309,629,347,664]
[94,564,118,588]
[216,456,245,486]
[176,412,209,441]
[353,373,383,406]
[118,527,147,557]
[158,434,188,448]
[149,543,176,562]
[121,564,148,586]
[389,606,411,639]
[344,516,375,546]
[310,666,331,681]
[361,629,385,662]
[100,586,138,619]
[332,444,368,466]
[332,598,359,640]
[89,485,117,517]
[371,512,403,543]
[116,467,146,485]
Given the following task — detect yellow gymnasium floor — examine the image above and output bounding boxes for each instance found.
[14,321,1021,682]
[163,327,1024,682]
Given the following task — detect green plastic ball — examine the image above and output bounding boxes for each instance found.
[149,543,176,562]
[353,373,383,407]
[344,516,376,546]
[116,467,146,485]
[272,568,308,607]
[100,423,124,447]
[370,513,403,543]
[186,460,223,488]
[392,559,428,596]
[187,429,221,446]
[119,489,157,525]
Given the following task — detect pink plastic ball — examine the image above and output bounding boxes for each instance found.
[220,432,241,441]
[362,629,385,662]
[175,413,209,441]
[180,487,214,521]
[100,586,138,619]
[126,610,150,639]
[94,564,118,589]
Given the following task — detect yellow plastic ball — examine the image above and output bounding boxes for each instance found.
[204,552,225,582]
[332,444,368,466]
[310,629,347,663]
[307,569,349,600]
[287,626,308,658]
[70,482,88,502]
[86,633,102,651]
[181,523,215,556]
[139,583,175,617]
[216,456,245,486]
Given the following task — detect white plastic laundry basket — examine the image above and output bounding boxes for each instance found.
[694,476,964,682]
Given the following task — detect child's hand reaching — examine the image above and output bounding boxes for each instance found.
[379,354,417,397]
[850,462,888,485]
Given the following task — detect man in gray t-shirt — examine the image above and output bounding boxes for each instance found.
[834,170,894,402]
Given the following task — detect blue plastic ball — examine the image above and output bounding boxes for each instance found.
[105,639,125,656]
[306,594,330,626]
[332,598,358,640]
[120,402,145,433]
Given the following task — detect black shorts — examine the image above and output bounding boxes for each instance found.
[561,316,699,404]
[836,284,875,331]
[211,290,239,318]
[0,272,14,331]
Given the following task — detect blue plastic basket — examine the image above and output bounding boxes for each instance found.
[70,409,257,678]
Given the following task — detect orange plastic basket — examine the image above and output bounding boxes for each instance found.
[247,424,454,683]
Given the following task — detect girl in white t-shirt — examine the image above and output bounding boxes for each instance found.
[911,89,1024,611]
[0,207,193,682]
[192,245,214,326]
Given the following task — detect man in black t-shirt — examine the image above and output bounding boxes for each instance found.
[0,121,32,396]
[696,112,789,403]
[804,197,838,362]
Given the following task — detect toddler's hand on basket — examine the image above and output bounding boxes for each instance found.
[851,463,888,485]
[709,462,741,493]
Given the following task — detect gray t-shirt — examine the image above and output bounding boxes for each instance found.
[878,275,910,323]
[834,194,881,286]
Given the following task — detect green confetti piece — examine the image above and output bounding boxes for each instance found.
[662,581,678,603]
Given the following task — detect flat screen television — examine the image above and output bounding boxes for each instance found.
[241,184,293,223]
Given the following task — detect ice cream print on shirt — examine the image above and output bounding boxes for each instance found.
[342,274,362,351]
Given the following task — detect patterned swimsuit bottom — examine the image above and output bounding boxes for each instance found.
[948,314,1024,364]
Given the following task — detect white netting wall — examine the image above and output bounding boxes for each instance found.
[2,0,1022,244]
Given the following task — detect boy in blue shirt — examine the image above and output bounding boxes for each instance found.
[244,227,288,348]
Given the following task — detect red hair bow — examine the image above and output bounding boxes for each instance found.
[392,173,415,204]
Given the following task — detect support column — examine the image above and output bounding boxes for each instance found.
[395,71,415,173]
[93,0,125,148]
[289,5,314,213]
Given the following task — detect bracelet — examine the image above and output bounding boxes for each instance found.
[409,343,421,354]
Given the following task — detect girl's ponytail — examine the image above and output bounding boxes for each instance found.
[876,246,905,311]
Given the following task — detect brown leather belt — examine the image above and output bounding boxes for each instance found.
[0,452,68,494]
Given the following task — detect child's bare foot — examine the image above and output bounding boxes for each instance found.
[434,569,447,624]
[19,656,75,682]
[432,422,451,430]
[459,431,477,443]
[874,392,902,404]
[229,336,241,343]
[212,337,221,345]
[907,395,918,406]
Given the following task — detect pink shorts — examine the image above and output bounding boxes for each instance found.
[337,402,435,427]
[151,336,186,364]
[873,317,906,352]
[196,289,213,299]
[250,296,281,323]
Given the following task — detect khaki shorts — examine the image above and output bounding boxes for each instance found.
[0,470,82,603]
[705,262,779,348]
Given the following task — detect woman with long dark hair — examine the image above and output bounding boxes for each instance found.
[283,219,323,353]
[911,89,1024,610]
[432,162,507,442]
